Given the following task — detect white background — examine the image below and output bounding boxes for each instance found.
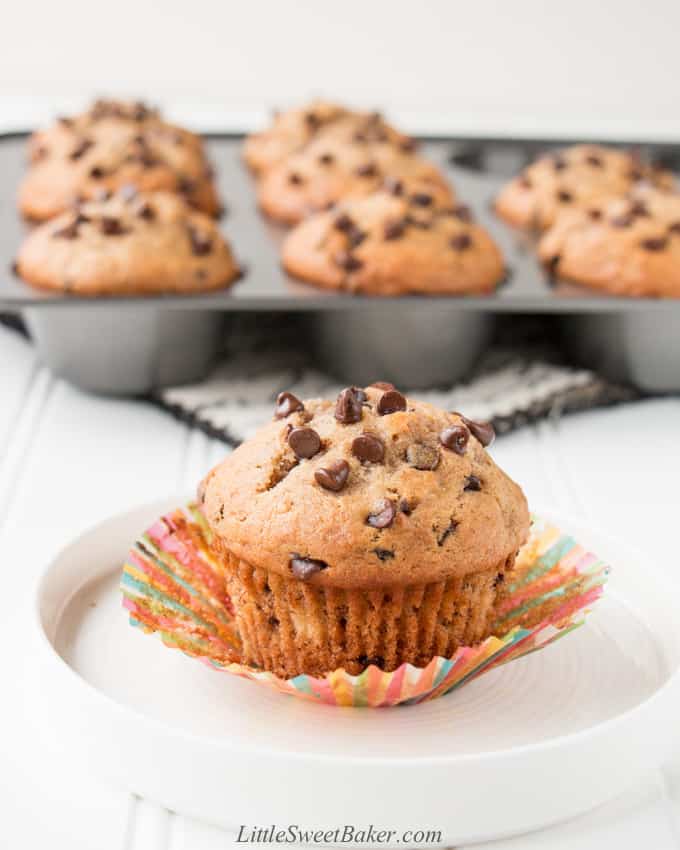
[2,0,680,138]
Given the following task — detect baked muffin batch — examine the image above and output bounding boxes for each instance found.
[11,97,680,298]
[200,383,529,678]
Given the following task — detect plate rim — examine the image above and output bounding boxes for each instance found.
[30,495,680,767]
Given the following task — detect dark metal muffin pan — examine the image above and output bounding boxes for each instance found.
[1,131,679,393]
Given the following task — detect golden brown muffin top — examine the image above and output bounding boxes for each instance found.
[19,99,220,220]
[538,185,680,297]
[282,191,504,295]
[15,190,239,296]
[243,100,414,174]
[495,144,674,231]
[201,386,529,589]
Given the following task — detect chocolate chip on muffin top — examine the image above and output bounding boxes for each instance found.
[201,386,529,589]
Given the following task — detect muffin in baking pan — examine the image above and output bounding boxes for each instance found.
[18,98,221,221]
[15,189,239,296]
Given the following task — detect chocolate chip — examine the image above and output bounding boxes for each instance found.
[100,216,128,236]
[383,176,404,196]
[557,190,573,203]
[136,202,155,220]
[356,162,378,178]
[117,184,138,203]
[352,433,385,463]
[464,474,482,491]
[668,222,680,234]
[588,208,602,220]
[370,381,395,391]
[611,213,634,228]
[406,443,440,471]
[373,548,394,561]
[552,156,567,171]
[629,200,650,218]
[69,138,93,160]
[178,176,197,196]
[287,426,321,459]
[275,391,304,419]
[586,154,603,167]
[377,390,407,415]
[318,152,334,165]
[351,386,368,402]
[304,112,321,129]
[334,251,363,272]
[290,554,327,580]
[640,237,667,251]
[334,213,355,233]
[450,204,473,222]
[493,572,505,588]
[89,166,106,179]
[437,519,459,546]
[399,498,414,515]
[53,216,83,239]
[461,415,495,447]
[187,225,213,256]
[347,228,367,248]
[367,499,396,528]
[315,459,350,492]
[450,234,472,251]
[288,172,304,186]
[411,192,433,207]
[335,387,363,424]
[268,616,279,628]
[439,425,469,455]
[383,220,405,240]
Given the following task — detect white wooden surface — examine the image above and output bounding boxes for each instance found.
[1,324,679,849]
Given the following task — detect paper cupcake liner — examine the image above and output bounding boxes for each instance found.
[121,503,608,708]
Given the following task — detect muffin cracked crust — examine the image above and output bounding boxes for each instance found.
[243,100,414,175]
[15,189,240,296]
[200,385,529,676]
[495,144,674,231]
[538,186,680,297]
[282,191,504,294]
[18,99,221,221]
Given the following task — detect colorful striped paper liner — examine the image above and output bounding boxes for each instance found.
[121,504,609,708]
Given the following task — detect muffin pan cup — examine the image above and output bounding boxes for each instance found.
[120,502,608,708]
[2,132,680,392]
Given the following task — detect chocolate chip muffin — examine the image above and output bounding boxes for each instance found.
[18,99,221,221]
[495,144,674,231]
[243,100,414,175]
[538,186,680,297]
[257,134,451,225]
[200,385,529,678]
[15,189,239,296]
[282,191,504,294]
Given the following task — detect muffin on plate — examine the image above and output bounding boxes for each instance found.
[282,191,505,295]
[200,385,529,678]
[18,98,221,221]
[495,144,674,231]
[538,186,680,297]
[257,134,450,225]
[15,189,239,296]
[243,100,414,175]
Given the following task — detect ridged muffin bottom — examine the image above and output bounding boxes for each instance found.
[216,543,516,678]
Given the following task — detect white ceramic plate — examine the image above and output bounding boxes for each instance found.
[30,500,680,846]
